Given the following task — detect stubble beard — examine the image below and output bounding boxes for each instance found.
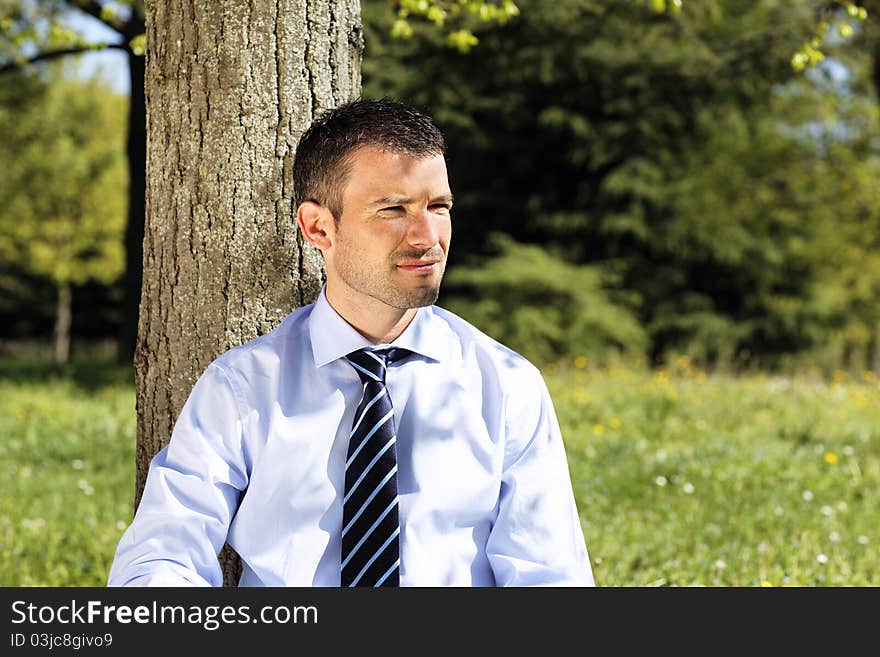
[336,248,446,310]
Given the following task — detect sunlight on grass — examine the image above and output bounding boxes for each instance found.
[549,357,880,586]
[0,364,136,586]
[1,353,877,586]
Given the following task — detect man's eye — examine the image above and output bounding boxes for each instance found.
[430,204,452,213]
[380,206,404,213]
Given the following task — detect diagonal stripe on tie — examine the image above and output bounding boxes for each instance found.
[348,360,382,382]
[346,407,394,468]
[350,388,388,437]
[343,437,396,503]
[374,558,400,587]
[341,465,397,538]
[341,347,412,587]
[350,527,400,586]
[341,497,399,570]
[341,493,399,582]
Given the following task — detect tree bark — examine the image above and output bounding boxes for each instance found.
[54,283,72,365]
[138,0,363,586]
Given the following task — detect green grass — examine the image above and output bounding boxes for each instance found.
[1,352,877,586]
[0,353,136,587]
[549,357,880,586]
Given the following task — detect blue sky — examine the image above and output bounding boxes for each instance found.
[65,8,130,94]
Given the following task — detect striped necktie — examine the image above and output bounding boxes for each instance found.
[341,347,411,587]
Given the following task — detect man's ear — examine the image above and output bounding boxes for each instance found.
[296,201,334,251]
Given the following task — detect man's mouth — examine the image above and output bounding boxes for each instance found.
[396,260,440,272]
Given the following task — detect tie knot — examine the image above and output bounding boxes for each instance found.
[345,347,411,383]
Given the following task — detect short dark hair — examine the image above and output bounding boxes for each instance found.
[292,97,446,218]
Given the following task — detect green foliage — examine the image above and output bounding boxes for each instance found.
[0,65,128,289]
[0,0,142,67]
[791,2,869,72]
[384,0,871,62]
[128,32,145,56]
[363,0,880,369]
[0,0,877,372]
[1,0,101,66]
[389,0,520,52]
[440,233,648,366]
[643,0,682,14]
[657,55,880,367]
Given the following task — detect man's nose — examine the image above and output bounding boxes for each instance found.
[407,207,440,248]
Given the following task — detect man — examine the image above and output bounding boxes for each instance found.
[108,98,593,587]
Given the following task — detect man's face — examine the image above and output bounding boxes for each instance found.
[323,146,452,311]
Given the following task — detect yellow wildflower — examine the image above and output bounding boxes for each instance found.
[573,387,591,404]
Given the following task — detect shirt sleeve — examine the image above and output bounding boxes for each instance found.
[107,363,250,587]
[486,364,595,586]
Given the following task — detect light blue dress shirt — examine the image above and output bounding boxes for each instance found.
[108,287,594,587]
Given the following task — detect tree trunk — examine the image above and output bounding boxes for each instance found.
[118,50,147,367]
[138,0,363,586]
[867,325,880,375]
[54,283,72,365]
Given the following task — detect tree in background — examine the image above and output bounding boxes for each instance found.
[0,0,517,364]
[666,39,880,370]
[0,71,54,339]
[1,0,145,364]
[3,0,865,366]
[361,0,880,371]
[4,0,873,372]
[0,66,127,364]
[443,233,648,366]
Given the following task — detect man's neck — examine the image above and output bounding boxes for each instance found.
[325,286,418,344]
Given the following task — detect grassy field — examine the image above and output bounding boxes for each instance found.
[1,353,877,586]
[0,354,136,587]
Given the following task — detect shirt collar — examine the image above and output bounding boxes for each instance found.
[309,286,450,367]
